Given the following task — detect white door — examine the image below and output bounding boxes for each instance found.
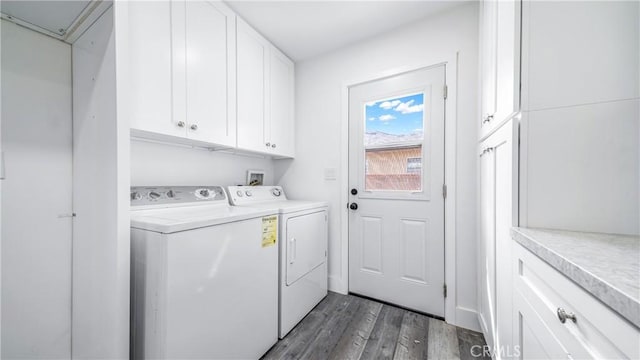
[269,49,295,157]
[184,0,236,146]
[1,20,73,358]
[128,1,183,138]
[236,19,270,153]
[348,66,446,316]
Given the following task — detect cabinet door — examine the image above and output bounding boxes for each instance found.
[184,1,236,146]
[236,19,269,153]
[128,1,184,138]
[514,290,568,360]
[491,120,518,354]
[480,0,497,128]
[480,0,520,139]
[268,48,295,157]
[479,119,518,354]
[478,132,496,351]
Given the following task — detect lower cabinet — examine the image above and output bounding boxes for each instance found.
[478,118,519,357]
[513,242,640,359]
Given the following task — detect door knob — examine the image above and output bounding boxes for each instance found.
[557,308,577,324]
[349,203,358,210]
[351,188,358,195]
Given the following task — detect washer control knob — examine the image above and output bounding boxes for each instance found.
[166,190,175,198]
[199,189,210,198]
[245,190,252,197]
[236,190,243,197]
[131,192,142,201]
[148,191,161,200]
[272,188,281,197]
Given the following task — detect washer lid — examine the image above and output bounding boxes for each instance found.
[131,205,278,234]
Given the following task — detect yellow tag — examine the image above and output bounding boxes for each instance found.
[261,215,278,247]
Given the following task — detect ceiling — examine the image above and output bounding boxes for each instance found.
[1,0,468,60]
[0,1,91,38]
[226,1,468,61]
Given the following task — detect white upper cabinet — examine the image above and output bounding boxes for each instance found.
[236,19,269,153]
[479,0,521,139]
[128,0,236,147]
[128,1,179,138]
[268,48,295,158]
[184,1,236,146]
[237,18,295,158]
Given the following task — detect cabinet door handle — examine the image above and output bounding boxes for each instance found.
[266,142,271,147]
[190,124,198,131]
[177,121,186,128]
[271,143,276,148]
[481,147,494,155]
[483,114,494,124]
[557,307,577,324]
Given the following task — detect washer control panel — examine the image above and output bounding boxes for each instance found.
[131,186,226,207]
[227,185,287,205]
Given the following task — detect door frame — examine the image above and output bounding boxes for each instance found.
[338,54,459,325]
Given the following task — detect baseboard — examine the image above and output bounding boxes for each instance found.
[328,275,348,294]
[455,306,481,332]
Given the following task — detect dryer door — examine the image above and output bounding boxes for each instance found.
[285,209,327,286]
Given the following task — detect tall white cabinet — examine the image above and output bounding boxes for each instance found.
[477,0,521,356]
[237,18,295,158]
[128,0,236,147]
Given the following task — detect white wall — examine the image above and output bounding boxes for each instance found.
[520,1,639,235]
[1,20,73,358]
[72,6,130,358]
[130,140,275,186]
[274,3,480,330]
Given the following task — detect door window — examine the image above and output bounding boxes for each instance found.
[364,93,425,191]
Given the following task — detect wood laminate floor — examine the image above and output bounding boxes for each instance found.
[263,292,490,360]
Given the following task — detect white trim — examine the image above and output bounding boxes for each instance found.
[339,53,460,324]
[456,306,481,332]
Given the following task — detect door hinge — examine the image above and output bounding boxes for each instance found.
[443,284,448,298]
[443,85,448,100]
[442,184,447,199]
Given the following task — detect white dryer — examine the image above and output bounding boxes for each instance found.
[130,186,279,359]
[227,185,329,338]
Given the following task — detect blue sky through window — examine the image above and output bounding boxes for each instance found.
[365,93,424,136]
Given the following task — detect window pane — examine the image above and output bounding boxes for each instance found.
[364,93,424,192]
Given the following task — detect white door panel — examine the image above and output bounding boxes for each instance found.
[269,49,295,156]
[286,210,327,286]
[348,66,445,316]
[185,1,235,146]
[236,19,269,153]
[128,1,182,137]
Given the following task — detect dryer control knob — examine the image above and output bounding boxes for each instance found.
[272,188,281,197]
[236,190,243,197]
[245,190,252,197]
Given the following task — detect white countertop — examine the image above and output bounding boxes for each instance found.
[512,227,640,328]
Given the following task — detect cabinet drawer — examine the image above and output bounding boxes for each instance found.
[514,243,640,359]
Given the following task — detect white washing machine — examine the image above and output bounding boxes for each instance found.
[227,185,328,338]
[130,186,279,359]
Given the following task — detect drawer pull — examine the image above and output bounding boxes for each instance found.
[557,307,577,324]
